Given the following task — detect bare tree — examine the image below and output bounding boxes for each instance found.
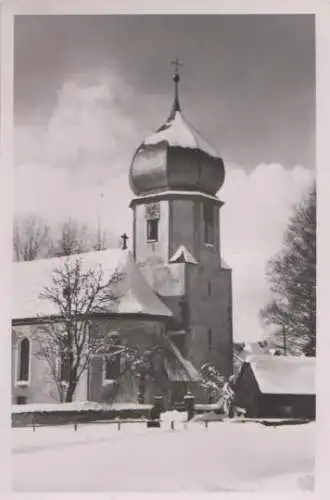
[49,218,117,257]
[261,182,316,356]
[13,215,51,261]
[199,362,225,403]
[33,257,177,403]
[34,257,124,402]
[49,219,94,257]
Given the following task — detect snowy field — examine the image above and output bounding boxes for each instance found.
[12,418,315,492]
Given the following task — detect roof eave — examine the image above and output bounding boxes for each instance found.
[12,311,172,326]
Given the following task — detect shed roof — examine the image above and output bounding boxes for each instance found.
[244,355,315,396]
[13,249,172,321]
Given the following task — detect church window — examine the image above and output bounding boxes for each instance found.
[203,202,215,245]
[147,219,159,242]
[16,396,27,405]
[208,329,212,351]
[59,353,71,382]
[16,337,30,384]
[104,353,121,380]
[145,203,160,242]
[104,335,122,381]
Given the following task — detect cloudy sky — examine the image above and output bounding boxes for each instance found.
[14,14,315,341]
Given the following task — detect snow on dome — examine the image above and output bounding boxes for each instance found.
[144,110,219,158]
[129,73,225,196]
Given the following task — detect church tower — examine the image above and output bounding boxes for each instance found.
[129,61,233,398]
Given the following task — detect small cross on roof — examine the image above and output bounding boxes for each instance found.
[171,57,183,76]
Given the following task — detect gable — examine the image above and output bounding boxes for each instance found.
[233,362,260,407]
[169,245,198,264]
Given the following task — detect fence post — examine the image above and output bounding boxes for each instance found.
[170,420,175,431]
[117,420,121,431]
[183,392,195,421]
[74,422,78,431]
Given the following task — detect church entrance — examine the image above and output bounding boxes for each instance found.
[171,381,187,408]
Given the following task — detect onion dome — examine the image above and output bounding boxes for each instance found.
[129,61,225,196]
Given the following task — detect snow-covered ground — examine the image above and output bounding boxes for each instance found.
[12,419,315,492]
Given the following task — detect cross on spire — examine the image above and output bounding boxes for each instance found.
[169,57,183,117]
[171,57,183,78]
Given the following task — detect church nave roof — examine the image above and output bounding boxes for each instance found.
[13,249,173,321]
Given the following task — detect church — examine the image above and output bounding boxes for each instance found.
[12,64,233,407]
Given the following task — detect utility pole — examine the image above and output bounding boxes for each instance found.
[96,193,104,251]
[283,325,288,355]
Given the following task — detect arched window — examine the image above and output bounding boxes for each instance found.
[59,353,71,382]
[17,338,30,383]
[103,333,122,382]
[104,354,121,380]
[145,202,160,243]
[203,202,215,245]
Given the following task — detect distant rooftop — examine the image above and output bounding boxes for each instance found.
[243,354,315,396]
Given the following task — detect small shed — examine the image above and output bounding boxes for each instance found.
[233,355,315,419]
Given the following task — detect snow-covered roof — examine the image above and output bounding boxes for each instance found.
[221,258,231,270]
[143,110,219,158]
[241,342,267,358]
[245,355,315,396]
[139,262,185,297]
[169,245,198,264]
[13,249,172,320]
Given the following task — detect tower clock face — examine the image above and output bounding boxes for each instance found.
[145,202,160,220]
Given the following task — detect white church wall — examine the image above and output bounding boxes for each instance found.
[12,324,89,404]
[12,325,60,404]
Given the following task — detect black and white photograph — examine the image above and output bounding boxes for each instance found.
[7,6,319,493]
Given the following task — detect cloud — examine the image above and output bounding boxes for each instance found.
[15,70,138,239]
[14,72,315,343]
[15,70,138,180]
[220,163,314,341]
